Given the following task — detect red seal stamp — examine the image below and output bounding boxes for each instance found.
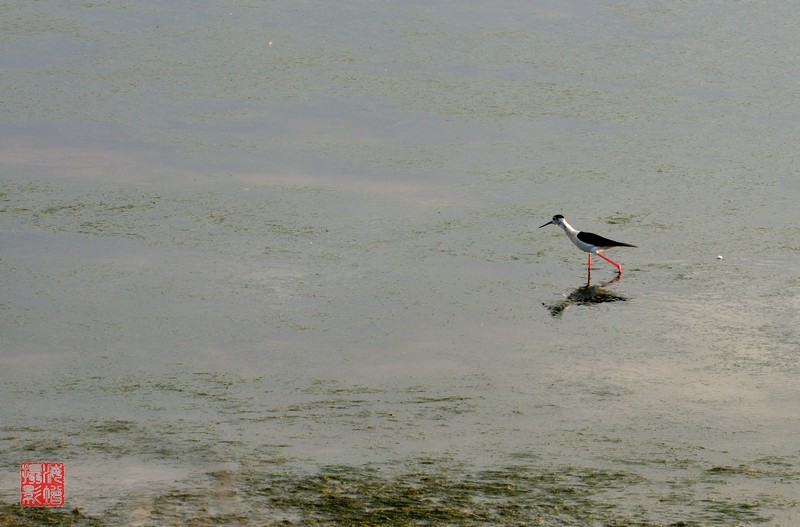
[20,462,65,507]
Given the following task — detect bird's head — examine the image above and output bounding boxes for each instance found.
[539,214,565,229]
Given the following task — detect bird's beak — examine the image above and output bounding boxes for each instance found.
[539,220,553,228]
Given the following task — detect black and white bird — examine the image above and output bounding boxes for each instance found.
[539,214,636,274]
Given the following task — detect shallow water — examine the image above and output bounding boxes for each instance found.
[2,1,799,525]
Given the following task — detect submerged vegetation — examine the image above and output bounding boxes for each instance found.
[0,461,782,526]
[262,465,650,526]
[0,504,102,527]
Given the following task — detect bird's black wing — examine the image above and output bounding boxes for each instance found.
[577,231,636,248]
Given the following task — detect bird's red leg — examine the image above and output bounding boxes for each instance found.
[597,253,622,274]
[587,253,592,270]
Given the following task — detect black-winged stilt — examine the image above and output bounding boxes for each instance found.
[539,214,636,274]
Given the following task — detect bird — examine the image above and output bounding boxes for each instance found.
[539,214,636,274]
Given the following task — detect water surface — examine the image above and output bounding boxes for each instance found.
[2,1,799,525]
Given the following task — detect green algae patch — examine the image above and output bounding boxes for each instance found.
[260,464,660,527]
[0,504,102,527]
[0,462,783,526]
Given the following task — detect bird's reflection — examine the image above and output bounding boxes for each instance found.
[544,271,627,317]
